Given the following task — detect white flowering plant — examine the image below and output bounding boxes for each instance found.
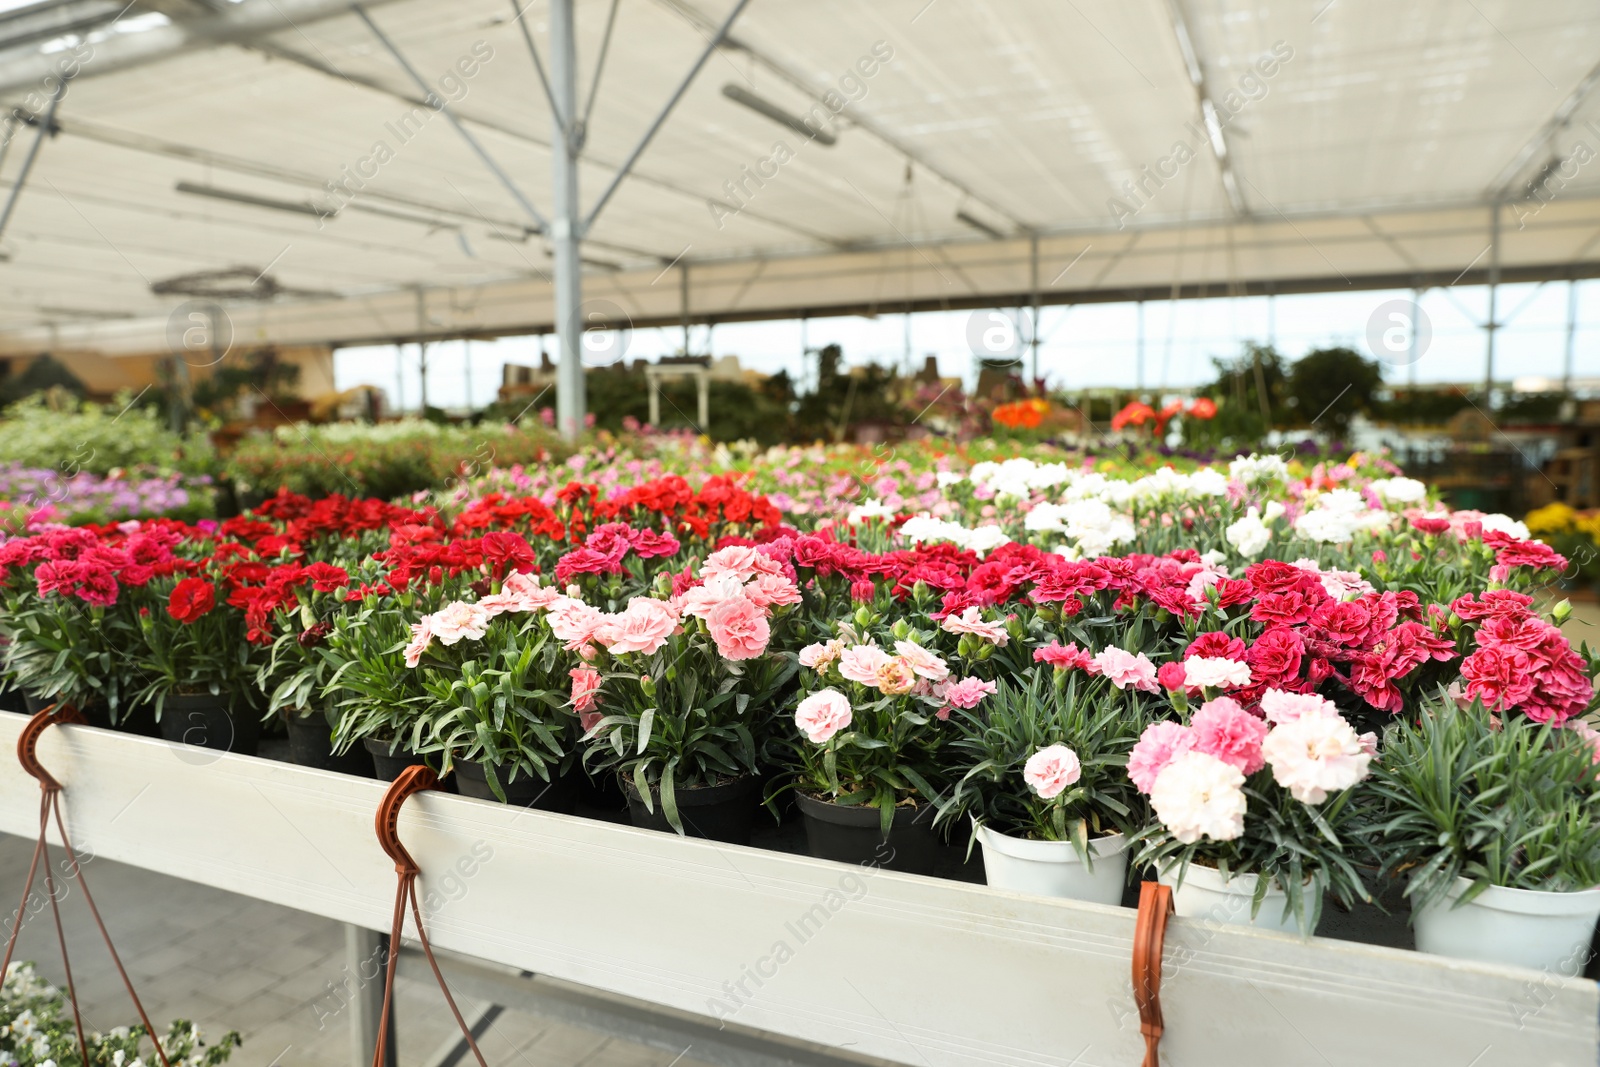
[1363,695,1600,911]
[0,961,239,1067]
[938,669,1149,862]
[1127,689,1377,935]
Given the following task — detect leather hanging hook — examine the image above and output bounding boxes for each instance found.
[1132,881,1175,1067]
[16,703,85,793]
[373,763,438,875]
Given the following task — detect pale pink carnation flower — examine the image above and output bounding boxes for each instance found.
[838,644,892,684]
[1023,744,1082,800]
[1260,712,1372,804]
[701,545,784,582]
[1128,721,1196,794]
[596,597,680,656]
[795,689,852,743]
[798,640,844,669]
[547,597,607,651]
[675,574,746,620]
[706,594,770,661]
[876,657,918,695]
[743,572,802,609]
[569,666,603,733]
[1259,689,1339,725]
[1567,720,1600,764]
[943,676,996,710]
[893,639,949,682]
[1092,647,1160,693]
[1150,750,1247,843]
[1190,696,1268,776]
[501,570,563,611]
[1318,568,1375,601]
[1183,657,1253,691]
[940,606,1010,646]
[428,601,490,646]
[403,617,433,668]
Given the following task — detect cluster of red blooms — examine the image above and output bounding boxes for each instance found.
[554,522,682,585]
[456,475,781,546]
[1456,590,1593,725]
[0,523,197,607]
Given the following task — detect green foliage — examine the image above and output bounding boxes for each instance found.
[578,366,796,445]
[0,357,85,406]
[1286,346,1383,438]
[1363,696,1600,910]
[0,393,214,477]
[0,589,142,718]
[1199,343,1290,445]
[940,671,1147,859]
[224,419,566,501]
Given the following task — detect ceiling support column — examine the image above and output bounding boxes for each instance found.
[550,0,584,442]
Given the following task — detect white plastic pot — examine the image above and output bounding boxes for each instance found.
[1413,878,1600,972]
[974,824,1128,905]
[1158,862,1312,936]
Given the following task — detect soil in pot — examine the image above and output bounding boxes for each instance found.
[157,694,260,756]
[795,793,945,876]
[456,759,579,814]
[362,737,428,782]
[623,775,761,845]
[285,712,375,777]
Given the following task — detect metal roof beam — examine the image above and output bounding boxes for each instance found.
[1161,0,1247,217]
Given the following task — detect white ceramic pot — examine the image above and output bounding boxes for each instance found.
[1158,862,1310,935]
[1413,878,1600,972]
[975,824,1128,905]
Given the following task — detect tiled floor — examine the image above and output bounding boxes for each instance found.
[0,835,715,1067]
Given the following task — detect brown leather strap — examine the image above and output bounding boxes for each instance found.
[1132,881,1174,1067]
[4,706,173,1067]
[370,767,488,1067]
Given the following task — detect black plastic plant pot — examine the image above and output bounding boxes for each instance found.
[795,793,942,875]
[362,736,428,782]
[455,759,579,814]
[157,694,261,756]
[285,712,375,777]
[622,775,760,845]
[579,766,629,811]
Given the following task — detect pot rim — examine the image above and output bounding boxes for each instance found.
[973,821,1127,861]
[1158,860,1304,897]
[1440,875,1600,916]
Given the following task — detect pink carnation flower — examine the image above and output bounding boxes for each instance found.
[795,689,852,743]
[838,644,892,684]
[569,666,603,733]
[798,640,844,669]
[1190,696,1268,776]
[1259,689,1339,725]
[1128,721,1196,794]
[706,594,770,661]
[428,601,490,646]
[675,574,746,620]
[702,545,784,583]
[596,597,680,656]
[1033,641,1092,672]
[894,639,950,682]
[547,597,607,651]
[1092,647,1160,693]
[1260,711,1371,803]
[942,676,996,710]
[403,617,433,668]
[1023,744,1082,799]
[500,571,563,611]
[940,606,1010,646]
[743,572,802,609]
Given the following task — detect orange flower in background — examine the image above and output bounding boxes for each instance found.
[1110,402,1156,432]
[992,397,1049,430]
[1188,397,1217,419]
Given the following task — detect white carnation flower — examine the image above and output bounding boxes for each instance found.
[1150,751,1247,844]
[1260,713,1372,804]
[1226,509,1271,557]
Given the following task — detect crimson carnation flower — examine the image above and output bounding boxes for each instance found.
[168,577,216,624]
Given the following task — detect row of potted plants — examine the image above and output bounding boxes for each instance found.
[0,457,1595,976]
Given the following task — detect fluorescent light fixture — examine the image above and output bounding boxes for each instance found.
[175,181,323,217]
[1200,99,1228,159]
[721,84,837,147]
[955,209,1006,240]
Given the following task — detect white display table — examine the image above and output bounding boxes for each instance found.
[0,713,1592,1067]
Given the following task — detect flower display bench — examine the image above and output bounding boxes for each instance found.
[0,713,1592,1067]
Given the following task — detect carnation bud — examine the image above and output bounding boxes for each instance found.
[890,619,911,640]
[1157,661,1187,691]
[470,578,492,598]
[1447,612,1462,630]
[1553,599,1572,624]
[1036,604,1058,624]
[910,580,930,603]
[854,604,873,628]
[665,664,677,683]
[299,602,316,630]
[640,675,657,698]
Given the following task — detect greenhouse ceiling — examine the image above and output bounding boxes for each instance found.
[2,0,1600,355]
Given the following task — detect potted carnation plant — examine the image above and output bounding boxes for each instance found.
[406,572,581,811]
[787,611,995,874]
[1130,688,1375,936]
[940,662,1146,903]
[581,546,802,842]
[134,571,262,755]
[1366,697,1600,971]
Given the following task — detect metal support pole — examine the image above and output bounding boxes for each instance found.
[680,263,691,355]
[697,370,709,430]
[418,341,429,411]
[550,0,584,441]
[1409,287,1422,388]
[1564,278,1579,397]
[393,343,404,414]
[346,924,395,1067]
[464,338,474,411]
[0,82,63,245]
[1135,300,1145,393]
[1485,201,1501,402]
[1029,234,1040,384]
[648,374,660,428]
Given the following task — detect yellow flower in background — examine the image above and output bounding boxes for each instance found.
[1526,502,1579,535]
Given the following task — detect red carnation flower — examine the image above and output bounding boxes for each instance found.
[168,577,216,624]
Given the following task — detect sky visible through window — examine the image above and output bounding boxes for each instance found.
[334,280,1599,413]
